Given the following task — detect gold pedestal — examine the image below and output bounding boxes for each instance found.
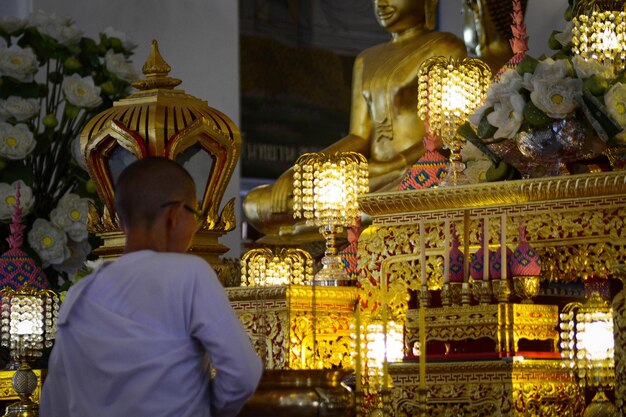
[226,285,357,370]
[389,359,584,416]
[405,303,559,357]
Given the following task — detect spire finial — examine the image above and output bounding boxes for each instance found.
[7,183,25,250]
[132,39,182,90]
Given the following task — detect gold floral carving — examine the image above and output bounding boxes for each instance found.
[226,286,357,370]
[404,304,558,355]
[388,360,584,417]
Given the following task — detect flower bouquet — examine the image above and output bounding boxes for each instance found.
[459,0,626,180]
[0,10,136,289]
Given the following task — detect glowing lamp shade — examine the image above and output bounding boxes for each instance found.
[572,1,626,70]
[240,248,314,287]
[560,291,618,416]
[293,152,368,284]
[365,321,404,376]
[0,286,59,417]
[417,57,491,186]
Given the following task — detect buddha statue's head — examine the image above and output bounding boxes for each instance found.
[373,0,440,32]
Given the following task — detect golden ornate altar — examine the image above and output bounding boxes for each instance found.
[354,171,626,415]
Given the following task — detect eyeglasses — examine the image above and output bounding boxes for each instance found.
[160,201,202,220]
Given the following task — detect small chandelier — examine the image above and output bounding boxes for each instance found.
[0,286,59,417]
[417,57,491,186]
[572,0,626,70]
[240,247,314,286]
[560,291,619,417]
[293,152,368,284]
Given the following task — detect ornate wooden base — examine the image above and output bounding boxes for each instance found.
[405,303,559,357]
[389,359,584,417]
[226,285,357,370]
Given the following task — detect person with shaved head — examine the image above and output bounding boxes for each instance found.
[41,157,263,417]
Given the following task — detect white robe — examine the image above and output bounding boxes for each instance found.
[41,250,262,417]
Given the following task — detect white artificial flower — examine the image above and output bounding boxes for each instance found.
[554,21,573,47]
[0,122,36,159]
[71,136,87,171]
[460,142,484,163]
[62,74,102,108]
[103,27,137,51]
[522,58,569,92]
[486,93,526,138]
[469,103,492,129]
[486,69,523,101]
[0,96,40,121]
[50,193,89,242]
[530,78,582,118]
[27,218,70,266]
[29,10,82,45]
[0,16,27,34]
[605,82,626,127]
[52,239,91,277]
[0,45,39,82]
[104,50,138,82]
[0,181,34,220]
[464,158,492,184]
[572,55,614,80]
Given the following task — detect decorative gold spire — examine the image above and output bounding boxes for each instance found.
[132,39,182,90]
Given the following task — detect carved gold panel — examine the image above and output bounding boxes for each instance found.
[226,286,357,370]
[388,360,584,417]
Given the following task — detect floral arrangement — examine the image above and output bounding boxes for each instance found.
[0,10,137,289]
[462,0,625,179]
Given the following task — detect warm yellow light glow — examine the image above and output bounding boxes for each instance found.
[417,56,491,185]
[572,2,626,69]
[364,321,404,376]
[241,248,314,286]
[293,152,368,228]
[559,292,615,391]
[1,287,59,359]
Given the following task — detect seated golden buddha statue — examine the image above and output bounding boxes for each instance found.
[243,0,467,238]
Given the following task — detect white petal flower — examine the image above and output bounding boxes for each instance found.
[572,55,614,79]
[0,16,27,34]
[486,93,526,138]
[0,122,36,159]
[103,27,137,51]
[104,50,138,82]
[0,96,40,121]
[522,58,569,92]
[29,10,82,45]
[605,82,626,127]
[469,102,493,129]
[530,78,582,118]
[62,74,102,108]
[0,45,39,82]
[52,239,91,277]
[554,21,573,47]
[0,181,34,220]
[27,218,70,266]
[50,193,89,242]
[71,136,87,171]
[486,69,523,101]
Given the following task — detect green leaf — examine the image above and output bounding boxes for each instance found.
[477,110,498,139]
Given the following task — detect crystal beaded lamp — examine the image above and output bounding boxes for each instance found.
[1,286,59,417]
[292,152,368,285]
[560,292,619,417]
[572,0,626,70]
[240,248,314,286]
[417,57,491,186]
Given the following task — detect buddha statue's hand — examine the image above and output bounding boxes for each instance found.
[270,168,295,214]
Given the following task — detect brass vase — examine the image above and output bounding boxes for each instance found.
[513,275,541,303]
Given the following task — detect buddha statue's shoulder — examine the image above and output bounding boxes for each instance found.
[357,30,466,62]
